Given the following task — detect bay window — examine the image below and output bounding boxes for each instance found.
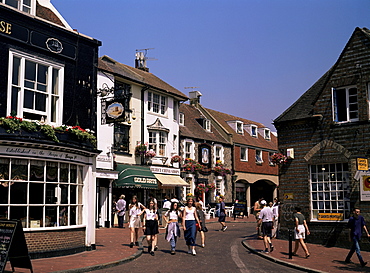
[149,131,167,156]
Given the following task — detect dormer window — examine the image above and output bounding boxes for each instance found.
[204,119,211,132]
[3,0,33,14]
[236,121,243,134]
[179,113,184,125]
[251,125,257,137]
[264,129,271,140]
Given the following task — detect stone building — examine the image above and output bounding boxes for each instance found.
[274,27,370,248]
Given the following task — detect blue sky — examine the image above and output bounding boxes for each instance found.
[52,0,370,131]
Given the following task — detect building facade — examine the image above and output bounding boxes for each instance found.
[0,0,101,257]
[274,27,370,249]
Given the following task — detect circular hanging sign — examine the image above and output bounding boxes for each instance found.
[106,102,124,119]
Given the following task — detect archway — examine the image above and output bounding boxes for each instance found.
[250,180,275,205]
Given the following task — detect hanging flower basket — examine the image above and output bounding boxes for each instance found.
[145,150,156,158]
[206,183,216,191]
[182,158,202,174]
[170,155,182,164]
[270,153,288,165]
[213,160,231,176]
[196,183,207,193]
[135,143,148,156]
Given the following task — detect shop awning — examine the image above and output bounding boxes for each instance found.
[154,174,190,187]
[114,165,158,189]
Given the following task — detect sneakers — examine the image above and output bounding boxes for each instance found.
[264,248,269,253]
[192,249,196,256]
[150,251,155,256]
[171,249,176,255]
[201,244,205,248]
[154,245,158,251]
[187,247,192,254]
[129,242,134,248]
[270,245,274,253]
[361,262,368,267]
[222,226,228,232]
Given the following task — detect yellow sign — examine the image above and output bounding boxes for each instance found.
[284,193,293,200]
[318,213,343,221]
[0,20,12,35]
[357,158,368,171]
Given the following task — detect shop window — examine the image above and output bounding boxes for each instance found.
[148,91,167,115]
[0,159,84,228]
[310,163,350,220]
[9,51,63,124]
[332,86,358,123]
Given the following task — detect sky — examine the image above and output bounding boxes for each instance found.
[52,0,370,131]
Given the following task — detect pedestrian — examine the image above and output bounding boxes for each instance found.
[111,195,117,227]
[128,195,145,248]
[195,202,207,247]
[253,197,264,239]
[257,200,274,253]
[142,199,159,256]
[345,208,370,266]
[165,201,181,255]
[218,195,227,231]
[272,197,279,238]
[292,207,310,258]
[116,194,126,228]
[182,195,201,256]
[196,196,205,209]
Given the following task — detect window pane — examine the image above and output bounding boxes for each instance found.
[11,159,28,181]
[25,60,36,82]
[29,206,43,227]
[60,164,69,182]
[30,160,44,181]
[35,92,46,111]
[12,56,20,85]
[45,206,57,227]
[59,206,68,226]
[29,183,44,204]
[70,165,77,183]
[10,182,27,204]
[0,159,9,181]
[52,68,59,95]
[46,162,58,182]
[5,0,18,9]
[23,90,34,109]
[46,184,57,204]
[61,184,68,204]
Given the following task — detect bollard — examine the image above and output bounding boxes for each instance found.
[288,229,293,259]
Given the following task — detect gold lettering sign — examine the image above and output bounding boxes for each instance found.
[0,20,12,35]
[318,213,343,221]
[357,158,368,171]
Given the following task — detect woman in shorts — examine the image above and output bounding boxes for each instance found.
[128,196,145,248]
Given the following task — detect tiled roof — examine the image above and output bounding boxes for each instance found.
[179,104,229,144]
[205,108,278,150]
[98,56,188,100]
[36,2,65,27]
[274,27,370,124]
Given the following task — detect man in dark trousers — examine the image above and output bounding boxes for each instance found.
[345,208,370,267]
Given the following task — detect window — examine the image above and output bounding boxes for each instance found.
[185,142,192,159]
[204,120,211,132]
[310,163,350,220]
[173,101,178,121]
[114,82,131,109]
[3,0,32,13]
[214,145,223,162]
[113,124,130,153]
[0,158,83,228]
[255,150,263,163]
[332,86,358,123]
[9,51,63,124]
[268,152,274,165]
[251,125,258,137]
[236,121,243,134]
[240,147,248,161]
[179,113,184,125]
[149,131,167,156]
[264,129,271,140]
[148,92,167,115]
[173,135,177,151]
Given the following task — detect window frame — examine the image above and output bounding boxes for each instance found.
[179,113,185,125]
[264,129,271,140]
[8,50,64,125]
[113,123,130,154]
[184,140,194,159]
[251,125,258,137]
[236,121,243,134]
[332,86,359,123]
[148,91,167,115]
[240,147,248,161]
[149,131,167,157]
[255,149,263,164]
[2,0,35,14]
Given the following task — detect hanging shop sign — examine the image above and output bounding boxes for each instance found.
[357,157,369,171]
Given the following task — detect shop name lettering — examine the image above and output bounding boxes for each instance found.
[5,148,77,160]
[134,177,157,184]
[0,20,12,35]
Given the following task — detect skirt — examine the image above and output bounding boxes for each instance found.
[144,219,159,235]
[184,220,197,246]
[129,215,142,228]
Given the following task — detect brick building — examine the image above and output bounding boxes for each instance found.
[274,27,370,249]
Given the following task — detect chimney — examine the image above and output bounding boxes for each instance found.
[135,51,149,72]
[189,91,202,106]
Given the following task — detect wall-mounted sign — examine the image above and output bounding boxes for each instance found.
[318,213,343,221]
[357,157,368,171]
[198,143,211,168]
[106,102,124,119]
[284,193,293,200]
[361,175,370,201]
[46,37,63,53]
[0,19,28,42]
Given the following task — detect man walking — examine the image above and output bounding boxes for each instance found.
[116,194,126,228]
[218,196,227,231]
[257,200,274,253]
[345,208,370,267]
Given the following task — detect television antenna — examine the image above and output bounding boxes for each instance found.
[184,87,200,91]
[135,48,157,69]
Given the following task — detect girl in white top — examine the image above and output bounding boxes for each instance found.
[142,200,159,256]
[165,202,182,255]
[182,196,200,256]
[128,196,145,248]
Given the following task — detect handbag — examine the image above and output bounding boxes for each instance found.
[202,226,208,232]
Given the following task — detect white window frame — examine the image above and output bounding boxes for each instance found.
[183,140,194,160]
[2,0,36,14]
[268,152,274,165]
[204,119,211,132]
[240,147,248,161]
[236,121,243,134]
[149,131,167,156]
[179,113,184,125]
[251,125,258,137]
[264,129,271,140]
[7,50,64,125]
[148,91,167,115]
[309,163,350,221]
[214,144,224,163]
[255,149,263,163]
[332,86,358,123]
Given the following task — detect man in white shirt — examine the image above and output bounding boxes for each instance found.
[257,200,275,253]
[272,198,279,238]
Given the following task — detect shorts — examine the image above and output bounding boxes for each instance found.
[261,221,273,237]
[295,225,305,239]
[129,215,142,228]
[144,219,159,235]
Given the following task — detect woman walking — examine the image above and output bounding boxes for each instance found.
[128,196,145,248]
[195,202,207,248]
[142,199,159,256]
[292,207,310,258]
[165,201,181,255]
[182,195,201,256]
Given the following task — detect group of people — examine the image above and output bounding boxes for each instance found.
[121,194,210,256]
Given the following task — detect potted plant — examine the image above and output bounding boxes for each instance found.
[135,142,148,156]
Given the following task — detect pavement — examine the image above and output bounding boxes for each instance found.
[4,216,370,273]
